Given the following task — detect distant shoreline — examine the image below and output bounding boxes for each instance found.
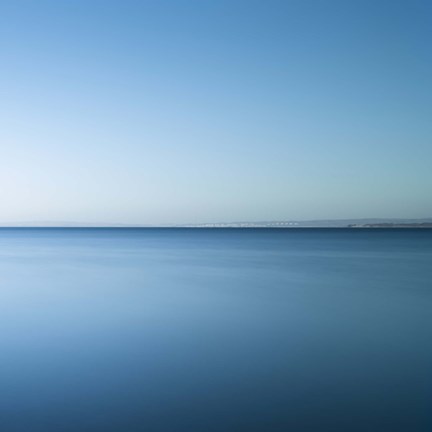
[0,225,431,229]
[348,223,432,228]
[0,218,431,229]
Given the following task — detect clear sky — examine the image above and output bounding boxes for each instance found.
[1,0,431,224]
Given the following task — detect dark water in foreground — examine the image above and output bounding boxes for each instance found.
[0,228,431,431]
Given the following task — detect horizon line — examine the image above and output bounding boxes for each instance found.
[0,217,431,229]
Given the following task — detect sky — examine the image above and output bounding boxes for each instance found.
[1,0,431,224]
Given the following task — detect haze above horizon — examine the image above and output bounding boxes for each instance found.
[2,0,431,224]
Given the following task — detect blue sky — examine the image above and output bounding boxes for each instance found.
[1,0,431,224]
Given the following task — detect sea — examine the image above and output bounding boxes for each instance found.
[0,228,430,431]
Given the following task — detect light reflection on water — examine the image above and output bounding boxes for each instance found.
[0,228,431,431]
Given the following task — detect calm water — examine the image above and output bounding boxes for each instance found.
[0,228,431,431]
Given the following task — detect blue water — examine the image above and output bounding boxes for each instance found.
[0,228,431,431]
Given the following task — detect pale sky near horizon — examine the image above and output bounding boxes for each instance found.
[1,0,431,224]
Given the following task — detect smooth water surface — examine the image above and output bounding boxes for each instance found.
[0,228,431,431]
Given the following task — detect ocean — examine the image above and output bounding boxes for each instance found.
[0,228,431,431]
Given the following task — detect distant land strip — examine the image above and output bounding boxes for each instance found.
[348,223,432,228]
[0,218,431,228]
